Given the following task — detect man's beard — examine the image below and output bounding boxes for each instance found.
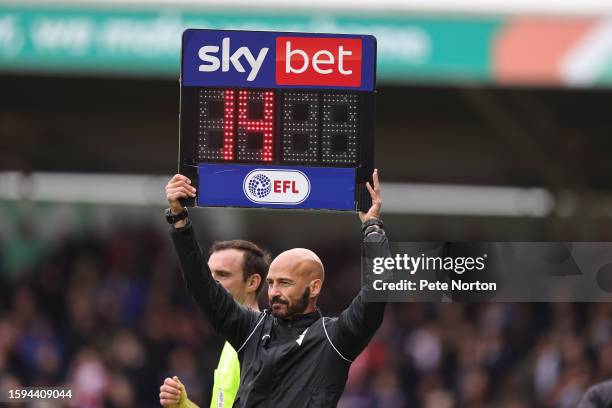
[271,286,310,318]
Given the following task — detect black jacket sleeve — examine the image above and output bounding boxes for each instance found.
[333,227,389,361]
[170,220,259,350]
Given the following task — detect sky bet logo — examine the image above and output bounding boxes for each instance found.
[182,30,375,91]
[197,36,361,86]
[198,37,269,82]
[243,169,310,205]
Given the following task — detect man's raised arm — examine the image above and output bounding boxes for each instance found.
[334,169,390,361]
[165,174,259,350]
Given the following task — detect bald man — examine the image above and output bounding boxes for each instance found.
[166,169,388,407]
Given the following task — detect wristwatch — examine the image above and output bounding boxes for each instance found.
[361,218,383,232]
[362,218,384,236]
[165,207,189,224]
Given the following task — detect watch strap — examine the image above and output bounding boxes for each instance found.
[165,207,189,224]
[361,218,383,233]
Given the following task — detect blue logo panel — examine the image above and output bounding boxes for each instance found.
[182,29,376,91]
[197,164,356,210]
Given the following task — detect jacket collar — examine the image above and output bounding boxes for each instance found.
[275,308,321,328]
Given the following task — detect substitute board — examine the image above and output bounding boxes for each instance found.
[179,29,376,211]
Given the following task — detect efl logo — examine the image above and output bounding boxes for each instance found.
[243,169,310,205]
[276,37,362,87]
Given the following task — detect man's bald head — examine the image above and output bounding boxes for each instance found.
[271,248,324,282]
[266,248,325,319]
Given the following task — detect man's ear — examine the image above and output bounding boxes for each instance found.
[247,273,261,294]
[310,279,322,298]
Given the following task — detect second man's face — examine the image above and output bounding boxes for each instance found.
[209,249,250,304]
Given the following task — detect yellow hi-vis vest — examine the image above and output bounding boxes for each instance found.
[211,342,240,408]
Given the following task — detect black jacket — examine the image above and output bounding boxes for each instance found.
[170,220,388,407]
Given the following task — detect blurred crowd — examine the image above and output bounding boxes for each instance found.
[1,217,611,408]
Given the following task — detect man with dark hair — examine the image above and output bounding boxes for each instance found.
[159,236,270,408]
[209,240,270,299]
[163,169,387,407]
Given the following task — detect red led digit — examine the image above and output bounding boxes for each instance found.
[222,89,235,160]
[236,90,275,162]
